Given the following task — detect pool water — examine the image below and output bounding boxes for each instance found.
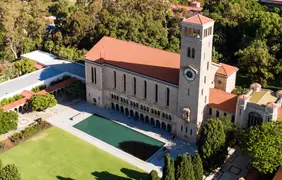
[73,115,164,161]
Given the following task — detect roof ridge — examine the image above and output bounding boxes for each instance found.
[198,14,203,24]
[104,36,180,56]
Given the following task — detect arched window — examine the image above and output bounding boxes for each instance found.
[187,47,191,57]
[248,112,263,128]
[166,88,170,106]
[192,48,195,59]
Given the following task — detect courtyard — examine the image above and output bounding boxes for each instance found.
[0,127,147,180]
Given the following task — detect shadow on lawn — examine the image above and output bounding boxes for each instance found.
[56,176,75,180]
[92,168,148,180]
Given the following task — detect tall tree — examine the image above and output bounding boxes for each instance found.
[198,118,226,170]
[162,153,175,180]
[244,121,282,174]
[191,154,203,180]
[149,170,160,180]
[12,59,36,77]
[178,155,195,180]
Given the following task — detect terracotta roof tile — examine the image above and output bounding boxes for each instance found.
[84,37,180,84]
[209,88,238,113]
[37,77,77,95]
[274,166,282,180]
[85,37,237,85]
[216,63,238,76]
[170,4,202,12]
[183,14,213,25]
[21,90,34,100]
[1,98,28,111]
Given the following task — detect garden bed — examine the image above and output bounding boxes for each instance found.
[0,119,52,153]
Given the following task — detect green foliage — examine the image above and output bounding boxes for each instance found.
[30,94,57,111]
[64,81,86,99]
[0,164,21,180]
[9,121,51,143]
[162,153,175,180]
[12,59,36,77]
[235,40,281,86]
[191,154,203,180]
[0,95,24,107]
[149,170,160,180]
[50,75,71,86]
[0,111,18,135]
[0,142,5,151]
[177,155,195,180]
[198,118,226,171]
[231,87,249,95]
[31,85,46,93]
[243,121,282,174]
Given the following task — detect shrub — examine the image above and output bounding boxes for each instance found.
[64,80,86,99]
[30,94,57,111]
[9,121,51,143]
[0,95,24,107]
[0,164,21,180]
[0,142,5,150]
[0,111,18,135]
[50,75,70,86]
[31,85,46,93]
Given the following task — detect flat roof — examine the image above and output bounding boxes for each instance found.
[0,68,62,98]
[21,50,85,79]
[249,90,278,105]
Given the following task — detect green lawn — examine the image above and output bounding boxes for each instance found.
[0,127,148,180]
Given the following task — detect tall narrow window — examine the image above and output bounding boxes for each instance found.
[192,48,195,59]
[144,81,147,99]
[114,71,116,88]
[123,74,126,91]
[94,68,96,84]
[155,84,158,102]
[188,89,190,96]
[133,77,136,95]
[216,110,219,117]
[91,67,94,83]
[207,62,209,70]
[205,96,207,103]
[187,47,191,57]
[190,129,193,135]
[204,76,206,84]
[201,89,203,95]
[209,108,212,115]
[166,88,170,107]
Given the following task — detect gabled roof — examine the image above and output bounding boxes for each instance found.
[21,90,34,100]
[84,36,237,85]
[216,63,238,77]
[183,14,213,25]
[209,88,238,113]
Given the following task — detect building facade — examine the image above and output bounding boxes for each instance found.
[84,14,239,142]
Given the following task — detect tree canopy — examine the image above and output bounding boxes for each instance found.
[243,121,282,174]
[30,94,57,111]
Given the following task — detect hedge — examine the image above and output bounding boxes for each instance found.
[9,120,51,143]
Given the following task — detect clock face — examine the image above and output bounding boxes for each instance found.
[184,68,196,81]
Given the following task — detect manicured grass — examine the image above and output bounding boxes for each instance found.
[0,127,148,180]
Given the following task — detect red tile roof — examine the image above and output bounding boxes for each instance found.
[170,4,202,12]
[216,63,238,77]
[34,63,44,70]
[1,98,28,111]
[21,90,34,100]
[274,166,282,180]
[209,88,238,113]
[37,77,77,95]
[183,14,213,25]
[84,36,237,85]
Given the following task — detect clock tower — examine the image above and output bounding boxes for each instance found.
[176,14,214,142]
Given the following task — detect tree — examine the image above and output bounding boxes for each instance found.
[162,153,175,180]
[64,81,86,99]
[198,118,226,170]
[235,40,281,86]
[244,121,282,174]
[0,110,18,135]
[179,155,195,180]
[30,94,57,111]
[149,170,160,180]
[12,59,36,77]
[0,164,21,180]
[191,154,203,180]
